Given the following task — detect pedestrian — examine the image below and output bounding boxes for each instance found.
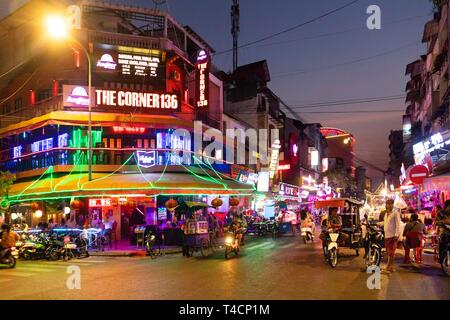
[403,213,425,264]
[48,218,55,230]
[378,199,401,274]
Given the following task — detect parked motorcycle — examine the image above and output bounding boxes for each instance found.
[0,247,18,268]
[438,224,450,276]
[46,235,75,261]
[19,234,51,260]
[301,226,314,244]
[362,219,384,267]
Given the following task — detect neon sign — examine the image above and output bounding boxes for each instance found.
[31,138,53,153]
[196,50,209,108]
[413,132,449,155]
[279,183,300,197]
[89,198,112,207]
[136,151,156,168]
[13,146,22,158]
[66,86,89,106]
[269,140,281,179]
[58,133,69,147]
[277,164,291,171]
[113,126,146,134]
[96,54,117,70]
[95,89,179,110]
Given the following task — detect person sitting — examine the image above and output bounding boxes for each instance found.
[0,224,20,250]
[325,207,348,245]
[403,213,425,264]
[228,215,244,247]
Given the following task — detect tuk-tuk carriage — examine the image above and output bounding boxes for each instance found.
[315,198,364,268]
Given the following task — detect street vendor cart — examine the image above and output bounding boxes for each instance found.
[182,202,213,257]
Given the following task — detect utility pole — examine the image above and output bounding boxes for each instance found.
[231,0,239,72]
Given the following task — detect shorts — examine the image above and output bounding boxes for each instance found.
[385,237,398,258]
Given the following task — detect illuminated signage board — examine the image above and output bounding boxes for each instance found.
[279,183,300,197]
[196,50,209,108]
[238,171,258,185]
[113,126,146,134]
[277,164,291,171]
[136,151,156,168]
[89,198,112,207]
[13,146,22,158]
[97,54,117,70]
[63,85,179,113]
[257,171,270,192]
[66,86,90,106]
[413,132,450,155]
[58,133,69,148]
[95,89,179,110]
[269,140,281,179]
[31,138,53,153]
[95,51,162,78]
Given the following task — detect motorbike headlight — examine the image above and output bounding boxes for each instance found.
[225,237,233,245]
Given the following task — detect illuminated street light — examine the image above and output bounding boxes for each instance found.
[45,16,68,39]
[45,15,93,181]
[343,138,350,144]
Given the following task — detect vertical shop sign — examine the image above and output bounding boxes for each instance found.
[196,50,209,108]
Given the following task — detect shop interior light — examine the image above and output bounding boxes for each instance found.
[11,213,18,220]
[34,210,43,218]
[64,207,71,214]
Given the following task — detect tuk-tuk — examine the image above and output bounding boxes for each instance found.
[314,198,364,268]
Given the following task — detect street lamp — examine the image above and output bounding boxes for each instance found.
[46,15,93,181]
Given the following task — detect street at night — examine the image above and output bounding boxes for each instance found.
[1,0,450,308]
[2,236,449,300]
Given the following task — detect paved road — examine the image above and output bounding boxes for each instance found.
[1,236,449,300]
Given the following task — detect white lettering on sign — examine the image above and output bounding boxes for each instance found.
[413,132,448,155]
[95,90,178,110]
[137,151,156,168]
[117,53,160,77]
[269,140,281,179]
[89,198,111,207]
[196,50,209,108]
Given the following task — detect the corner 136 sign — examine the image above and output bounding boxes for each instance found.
[63,85,179,113]
[196,50,209,108]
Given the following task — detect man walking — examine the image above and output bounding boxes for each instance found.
[379,199,401,274]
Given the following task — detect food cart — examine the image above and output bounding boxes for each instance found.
[182,202,213,257]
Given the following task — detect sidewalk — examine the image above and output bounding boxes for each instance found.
[88,240,182,257]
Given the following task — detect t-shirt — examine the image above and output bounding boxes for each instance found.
[404,221,425,234]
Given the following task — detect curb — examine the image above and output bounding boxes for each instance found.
[88,248,183,257]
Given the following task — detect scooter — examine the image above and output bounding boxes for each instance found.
[323,228,340,268]
[225,231,242,259]
[362,219,384,267]
[0,247,18,268]
[301,226,314,244]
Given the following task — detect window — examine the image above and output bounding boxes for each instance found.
[14,98,22,111]
[2,103,11,114]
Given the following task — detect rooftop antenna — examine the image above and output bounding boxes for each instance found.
[231,0,239,72]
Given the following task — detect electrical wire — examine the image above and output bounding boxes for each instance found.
[214,0,361,56]
[288,95,405,109]
[272,41,420,78]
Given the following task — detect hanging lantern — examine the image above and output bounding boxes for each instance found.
[229,197,240,207]
[70,199,83,209]
[211,198,223,208]
[165,199,178,211]
[30,202,40,211]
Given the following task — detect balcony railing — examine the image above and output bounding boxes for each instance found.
[0,147,232,175]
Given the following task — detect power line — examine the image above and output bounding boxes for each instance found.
[213,0,361,56]
[295,110,404,114]
[272,41,420,78]
[288,95,405,109]
[229,13,430,53]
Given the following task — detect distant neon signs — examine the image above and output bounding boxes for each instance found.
[277,164,291,171]
[89,198,111,207]
[196,50,209,108]
[257,171,270,192]
[279,183,300,197]
[95,89,179,110]
[136,151,156,168]
[58,133,69,147]
[13,146,22,158]
[97,54,117,70]
[238,171,259,185]
[66,86,89,106]
[269,140,281,179]
[413,132,449,155]
[113,126,146,134]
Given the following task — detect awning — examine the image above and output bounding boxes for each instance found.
[422,173,450,192]
[8,170,255,203]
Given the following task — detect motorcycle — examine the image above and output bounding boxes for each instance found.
[0,247,18,268]
[322,228,340,268]
[225,229,244,259]
[19,234,51,260]
[362,217,384,267]
[46,235,75,261]
[301,226,314,244]
[438,224,450,276]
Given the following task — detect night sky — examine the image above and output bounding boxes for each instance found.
[1,0,434,184]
